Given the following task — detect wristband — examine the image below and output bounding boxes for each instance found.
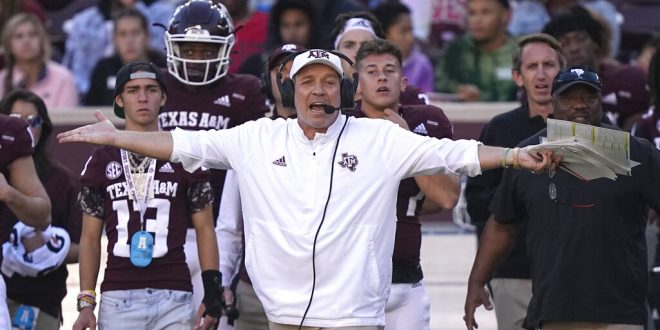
[512,147,521,169]
[201,270,224,318]
[502,148,510,168]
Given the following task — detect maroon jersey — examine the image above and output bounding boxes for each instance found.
[350,105,453,267]
[159,73,268,221]
[0,115,34,245]
[80,146,211,292]
[634,109,660,150]
[600,62,650,128]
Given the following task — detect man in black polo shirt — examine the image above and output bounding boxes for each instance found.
[465,33,565,330]
[464,65,660,330]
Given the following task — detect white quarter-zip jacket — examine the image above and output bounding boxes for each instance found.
[171,115,482,327]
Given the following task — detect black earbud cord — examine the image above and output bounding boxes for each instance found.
[298,115,350,329]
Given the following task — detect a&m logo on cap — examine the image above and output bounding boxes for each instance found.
[571,68,585,77]
[308,50,330,59]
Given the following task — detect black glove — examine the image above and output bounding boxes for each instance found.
[201,270,224,319]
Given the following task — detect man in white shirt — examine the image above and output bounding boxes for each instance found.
[58,49,558,330]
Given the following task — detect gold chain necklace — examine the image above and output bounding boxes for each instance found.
[128,152,150,174]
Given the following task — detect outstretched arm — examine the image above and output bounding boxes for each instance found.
[57,110,174,161]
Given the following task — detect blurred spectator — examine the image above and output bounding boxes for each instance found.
[85,9,166,106]
[635,35,660,74]
[0,13,78,109]
[543,5,649,130]
[582,0,621,59]
[265,0,318,48]
[331,11,385,63]
[508,0,549,36]
[429,0,467,51]
[62,0,174,96]
[0,0,46,69]
[435,0,518,102]
[545,0,621,58]
[372,1,435,92]
[0,89,81,330]
[239,0,318,77]
[221,0,269,74]
[310,0,366,49]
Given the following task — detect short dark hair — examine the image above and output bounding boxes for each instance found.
[542,6,609,57]
[371,2,411,35]
[112,8,149,36]
[512,33,566,72]
[355,39,403,71]
[331,11,385,48]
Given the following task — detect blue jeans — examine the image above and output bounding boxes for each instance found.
[98,288,193,330]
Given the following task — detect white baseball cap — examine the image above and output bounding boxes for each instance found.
[289,49,344,79]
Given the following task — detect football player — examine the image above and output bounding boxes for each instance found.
[352,38,460,330]
[72,62,222,330]
[0,113,51,328]
[159,0,269,318]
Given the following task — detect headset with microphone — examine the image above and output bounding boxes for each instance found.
[275,50,358,111]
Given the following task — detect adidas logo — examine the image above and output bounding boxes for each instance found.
[159,162,175,173]
[272,156,287,167]
[413,123,428,135]
[214,95,231,107]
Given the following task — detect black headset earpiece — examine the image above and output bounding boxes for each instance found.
[260,58,274,101]
[277,70,296,109]
[276,50,358,110]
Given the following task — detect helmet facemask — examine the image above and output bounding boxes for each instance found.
[166,31,235,86]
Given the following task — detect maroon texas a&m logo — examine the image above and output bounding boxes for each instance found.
[337,152,358,172]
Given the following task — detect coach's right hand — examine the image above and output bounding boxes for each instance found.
[463,283,492,330]
[73,307,96,330]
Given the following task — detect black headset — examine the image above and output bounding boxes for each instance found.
[275,50,358,109]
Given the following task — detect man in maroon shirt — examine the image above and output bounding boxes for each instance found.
[353,38,460,330]
[72,62,221,330]
[0,113,50,328]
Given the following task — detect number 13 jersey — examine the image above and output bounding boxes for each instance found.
[78,146,213,292]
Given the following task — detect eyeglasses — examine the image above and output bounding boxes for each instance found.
[10,113,42,128]
[548,168,595,208]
